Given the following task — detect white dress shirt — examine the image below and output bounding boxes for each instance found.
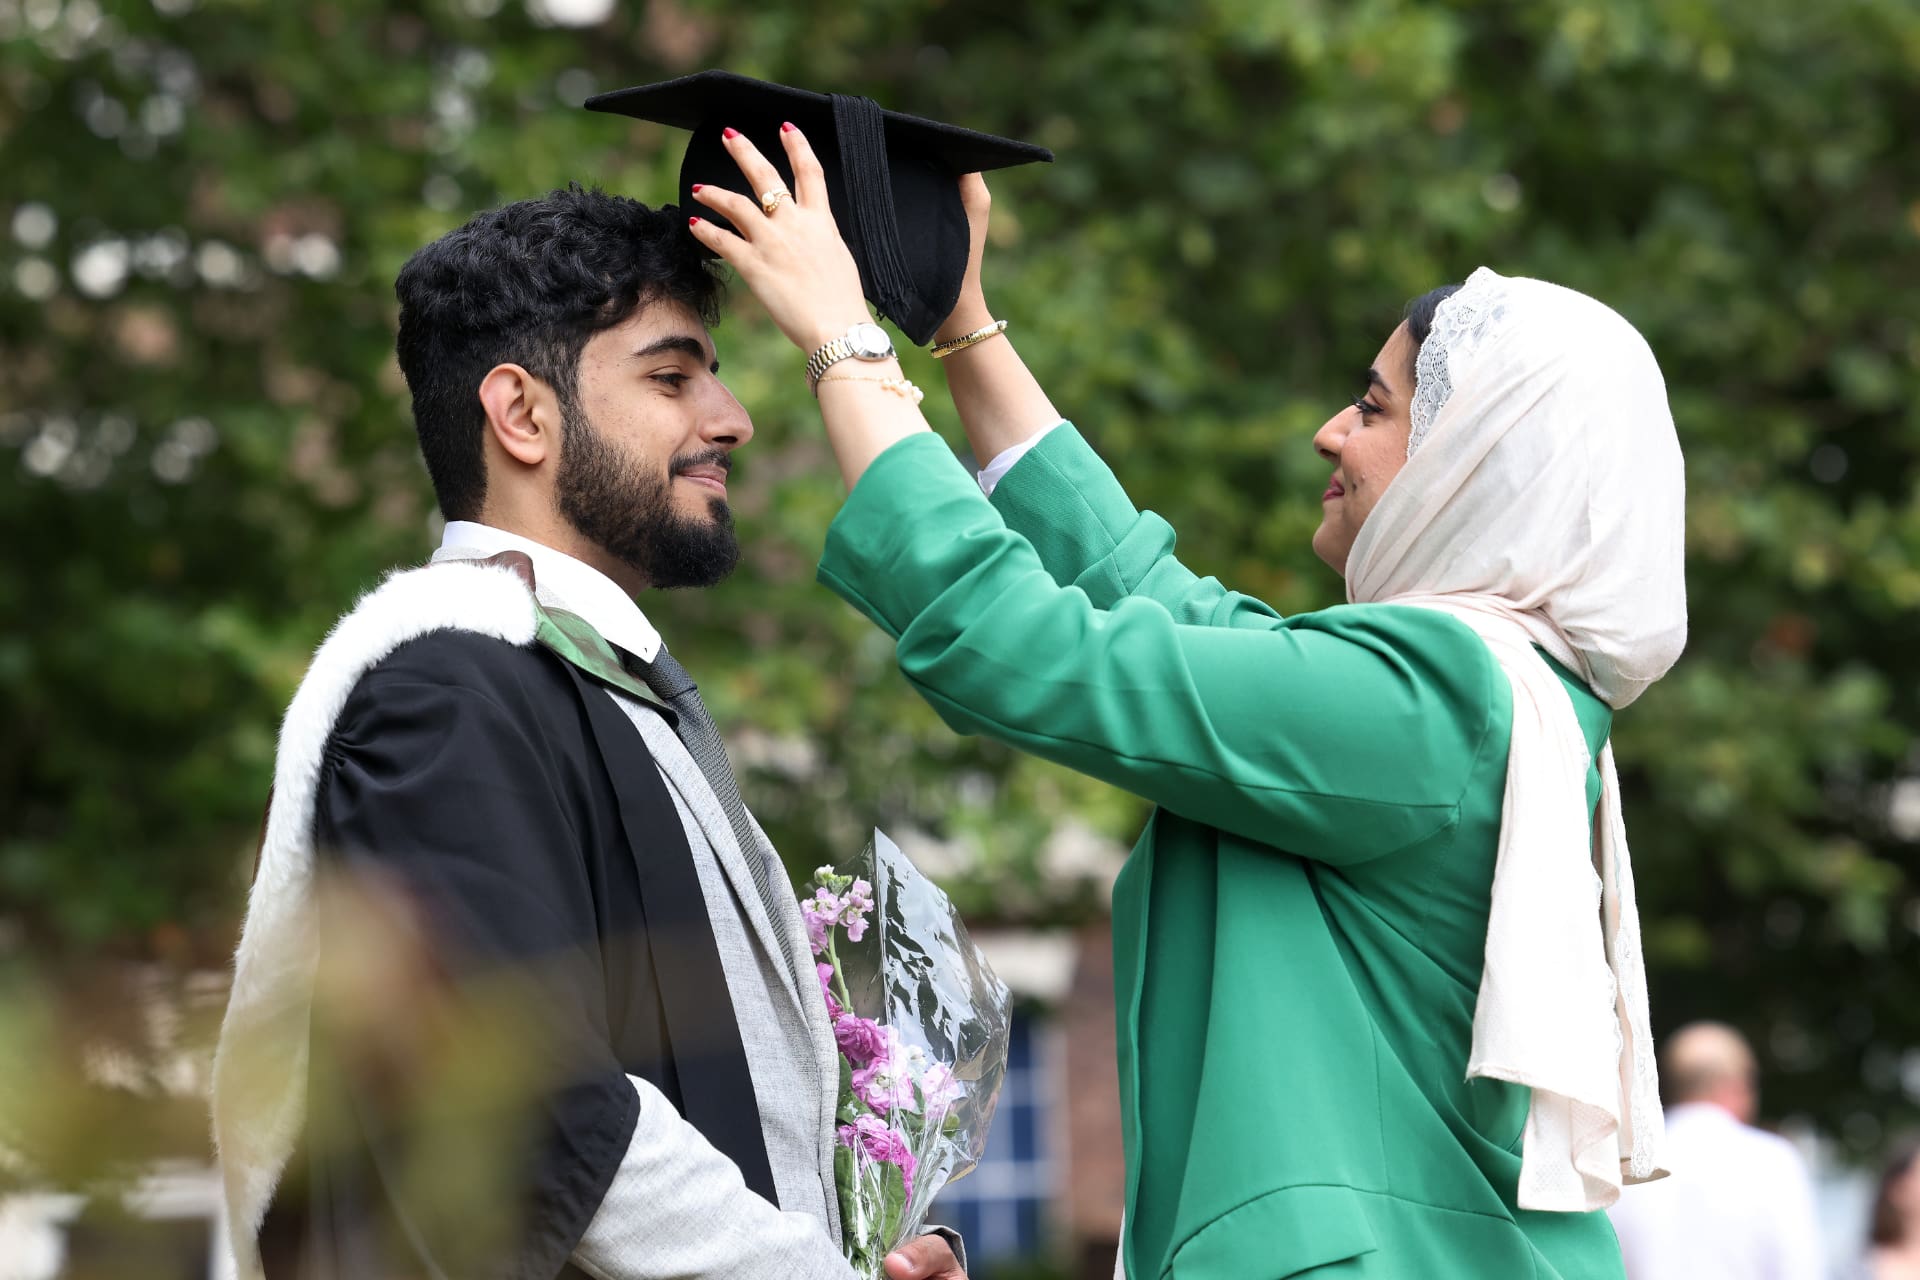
[976,420,1067,495]
[1606,1102,1824,1280]
[437,520,663,660]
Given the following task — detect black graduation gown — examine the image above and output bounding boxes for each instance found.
[256,628,777,1280]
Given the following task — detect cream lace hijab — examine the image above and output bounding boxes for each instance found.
[1347,267,1686,1210]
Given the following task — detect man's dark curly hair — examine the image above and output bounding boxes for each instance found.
[394,185,724,521]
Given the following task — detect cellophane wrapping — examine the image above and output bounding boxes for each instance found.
[800,830,1012,1277]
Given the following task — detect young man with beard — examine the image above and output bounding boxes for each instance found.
[209,187,966,1280]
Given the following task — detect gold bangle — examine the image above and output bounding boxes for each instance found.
[930,318,1009,359]
[814,373,925,405]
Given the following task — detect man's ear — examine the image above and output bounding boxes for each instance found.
[478,363,561,468]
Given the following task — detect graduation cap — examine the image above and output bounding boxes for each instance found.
[585,70,1053,346]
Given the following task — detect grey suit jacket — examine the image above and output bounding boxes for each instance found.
[568,684,858,1280]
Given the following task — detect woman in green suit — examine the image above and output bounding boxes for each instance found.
[690,127,1683,1279]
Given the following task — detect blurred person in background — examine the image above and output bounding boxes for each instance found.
[1862,1142,1920,1280]
[688,119,1687,1278]
[209,187,965,1280]
[1607,1022,1823,1280]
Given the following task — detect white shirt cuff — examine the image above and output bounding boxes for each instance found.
[977,421,1067,496]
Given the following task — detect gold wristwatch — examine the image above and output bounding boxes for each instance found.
[806,322,895,393]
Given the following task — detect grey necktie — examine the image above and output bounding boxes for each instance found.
[627,646,785,929]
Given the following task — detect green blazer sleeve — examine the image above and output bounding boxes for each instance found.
[818,434,1503,864]
[987,423,1285,629]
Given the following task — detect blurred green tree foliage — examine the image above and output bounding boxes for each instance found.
[1,0,1917,1154]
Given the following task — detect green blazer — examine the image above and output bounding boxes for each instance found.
[818,426,1624,1280]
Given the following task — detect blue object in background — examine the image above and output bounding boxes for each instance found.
[929,1012,1055,1274]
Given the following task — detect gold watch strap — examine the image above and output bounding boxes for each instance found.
[806,336,855,389]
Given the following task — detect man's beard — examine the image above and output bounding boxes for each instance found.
[554,405,741,589]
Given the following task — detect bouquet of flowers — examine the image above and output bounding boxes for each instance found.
[801,831,1012,1278]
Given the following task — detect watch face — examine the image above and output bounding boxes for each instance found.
[847,322,893,359]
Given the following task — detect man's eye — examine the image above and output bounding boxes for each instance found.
[653,373,690,389]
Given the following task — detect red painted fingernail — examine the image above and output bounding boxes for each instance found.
[688,216,701,226]
[691,183,704,193]
[723,127,740,140]
[781,121,796,133]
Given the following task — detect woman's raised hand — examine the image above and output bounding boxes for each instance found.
[686,123,872,355]
[922,171,1061,465]
[934,172,994,346]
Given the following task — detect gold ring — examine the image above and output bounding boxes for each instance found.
[759,189,792,216]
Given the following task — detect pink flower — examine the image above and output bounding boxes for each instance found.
[837,1114,918,1199]
[850,1029,919,1114]
[846,878,874,916]
[919,1061,963,1122]
[801,890,843,956]
[837,879,874,942]
[817,962,842,1019]
[833,1014,890,1067]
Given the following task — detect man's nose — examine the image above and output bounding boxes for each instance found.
[702,383,754,449]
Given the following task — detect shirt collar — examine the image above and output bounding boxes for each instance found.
[432,520,662,663]
[1666,1101,1742,1130]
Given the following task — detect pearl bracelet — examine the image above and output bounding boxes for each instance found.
[813,373,926,405]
